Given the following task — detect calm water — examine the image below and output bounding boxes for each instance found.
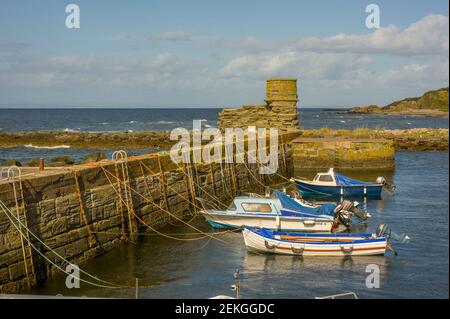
[0,108,448,165]
[27,152,449,299]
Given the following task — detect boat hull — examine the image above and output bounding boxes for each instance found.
[243,228,386,257]
[293,181,383,198]
[201,211,336,232]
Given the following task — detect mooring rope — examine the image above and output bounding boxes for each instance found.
[100,165,234,244]
[100,166,215,242]
[138,159,224,214]
[138,159,249,228]
[0,200,125,289]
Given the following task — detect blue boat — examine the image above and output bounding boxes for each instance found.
[290,168,386,198]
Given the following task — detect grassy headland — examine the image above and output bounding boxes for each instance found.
[347,87,449,117]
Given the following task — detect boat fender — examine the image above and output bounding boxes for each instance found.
[340,245,354,254]
[291,245,304,255]
[376,176,386,185]
[264,240,277,250]
[265,186,271,198]
[276,215,281,229]
[303,220,316,226]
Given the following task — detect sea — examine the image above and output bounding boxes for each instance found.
[0,108,448,165]
[0,108,448,298]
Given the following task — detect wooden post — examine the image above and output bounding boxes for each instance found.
[39,158,45,171]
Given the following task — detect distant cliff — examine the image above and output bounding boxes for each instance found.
[347,87,449,116]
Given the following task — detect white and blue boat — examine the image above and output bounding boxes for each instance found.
[290,168,388,198]
[242,226,388,256]
[243,224,410,257]
[199,190,370,232]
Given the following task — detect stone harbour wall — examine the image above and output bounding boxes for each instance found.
[0,143,293,292]
[291,137,395,172]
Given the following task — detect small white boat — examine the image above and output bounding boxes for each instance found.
[242,227,388,257]
[199,190,370,232]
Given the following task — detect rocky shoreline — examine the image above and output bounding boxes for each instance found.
[343,108,449,118]
[0,130,172,149]
[297,128,449,152]
[0,128,448,154]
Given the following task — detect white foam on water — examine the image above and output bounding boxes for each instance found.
[156,121,176,124]
[24,144,71,149]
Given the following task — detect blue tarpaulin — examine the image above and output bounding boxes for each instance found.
[334,173,376,186]
[275,190,335,216]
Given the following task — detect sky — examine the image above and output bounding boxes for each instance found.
[0,0,448,108]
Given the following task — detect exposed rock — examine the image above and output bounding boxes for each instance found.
[346,104,382,114]
[26,158,41,167]
[50,155,75,166]
[3,160,22,167]
[0,130,172,149]
[83,152,106,163]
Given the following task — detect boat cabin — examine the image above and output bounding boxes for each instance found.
[312,168,337,186]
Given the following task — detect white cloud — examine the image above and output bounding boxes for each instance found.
[217,14,449,96]
[218,51,373,81]
[0,52,203,89]
[374,59,449,88]
[111,30,197,42]
[296,14,449,56]
[151,30,197,42]
[0,15,448,107]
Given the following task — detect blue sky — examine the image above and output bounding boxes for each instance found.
[0,0,448,108]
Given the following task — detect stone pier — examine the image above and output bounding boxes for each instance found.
[291,137,395,172]
[0,139,293,292]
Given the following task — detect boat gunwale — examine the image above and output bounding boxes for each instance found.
[245,227,386,245]
[291,178,383,188]
[200,210,335,221]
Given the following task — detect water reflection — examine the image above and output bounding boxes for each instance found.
[26,152,449,299]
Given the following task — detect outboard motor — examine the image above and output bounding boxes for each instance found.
[377,176,396,192]
[351,201,371,221]
[333,200,354,227]
[334,200,371,225]
[376,224,410,243]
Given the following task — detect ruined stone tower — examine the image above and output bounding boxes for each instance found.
[218,78,300,131]
[265,78,299,128]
